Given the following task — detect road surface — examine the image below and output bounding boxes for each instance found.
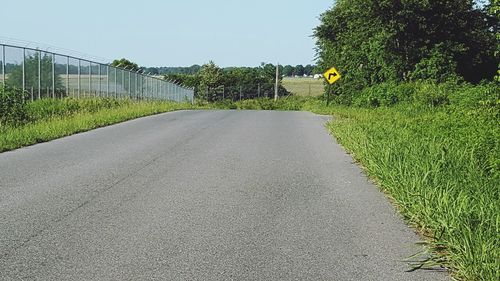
[0,110,446,280]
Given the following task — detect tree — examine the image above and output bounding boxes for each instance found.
[198,61,224,101]
[294,65,305,76]
[165,73,200,89]
[110,58,140,71]
[489,0,500,81]
[304,65,314,76]
[314,0,498,99]
[283,65,294,77]
[144,67,159,75]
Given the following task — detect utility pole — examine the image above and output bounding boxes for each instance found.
[274,63,279,101]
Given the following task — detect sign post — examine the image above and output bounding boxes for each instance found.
[323,67,341,106]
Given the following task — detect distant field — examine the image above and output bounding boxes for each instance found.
[282,77,325,96]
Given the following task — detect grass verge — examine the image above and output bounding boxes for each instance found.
[320,105,499,280]
[0,98,196,152]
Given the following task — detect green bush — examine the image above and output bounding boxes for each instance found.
[25,98,132,122]
[448,82,500,108]
[350,81,499,108]
[410,44,459,83]
[233,96,313,111]
[352,82,412,107]
[326,105,499,280]
[412,82,452,107]
[211,99,237,109]
[235,99,263,110]
[0,86,29,126]
[0,99,195,152]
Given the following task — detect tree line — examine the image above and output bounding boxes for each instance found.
[116,63,319,78]
[165,62,288,101]
[314,0,499,101]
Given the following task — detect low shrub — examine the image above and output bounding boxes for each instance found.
[0,86,29,126]
[351,81,499,108]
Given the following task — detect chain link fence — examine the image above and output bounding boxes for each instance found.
[205,83,289,102]
[0,44,194,102]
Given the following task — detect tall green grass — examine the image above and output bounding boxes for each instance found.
[323,105,499,280]
[300,82,499,280]
[0,98,195,152]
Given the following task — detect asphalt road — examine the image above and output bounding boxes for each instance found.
[0,110,447,280]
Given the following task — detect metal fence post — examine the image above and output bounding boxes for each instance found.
[106,65,109,98]
[78,59,81,98]
[161,81,164,100]
[52,53,55,98]
[135,72,138,100]
[89,62,92,97]
[37,50,41,99]
[121,68,125,98]
[114,68,117,98]
[22,48,26,97]
[139,73,142,100]
[98,64,101,97]
[128,71,131,98]
[2,45,5,86]
[155,78,160,99]
[66,56,69,97]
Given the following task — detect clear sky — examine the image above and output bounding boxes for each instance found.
[0,0,333,67]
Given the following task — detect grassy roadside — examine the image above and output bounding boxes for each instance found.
[319,105,499,280]
[212,94,499,280]
[0,98,196,152]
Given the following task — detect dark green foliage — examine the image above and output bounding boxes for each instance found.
[351,81,499,108]
[294,65,305,76]
[410,44,460,82]
[25,98,126,121]
[234,97,305,111]
[314,0,498,100]
[198,61,225,101]
[325,104,499,280]
[146,65,202,75]
[0,86,28,126]
[210,99,238,110]
[167,61,289,101]
[0,88,132,127]
[490,0,500,81]
[110,58,140,71]
[283,65,294,76]
[281,64,318,77]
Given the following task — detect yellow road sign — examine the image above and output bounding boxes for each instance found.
[324,67,341,84]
